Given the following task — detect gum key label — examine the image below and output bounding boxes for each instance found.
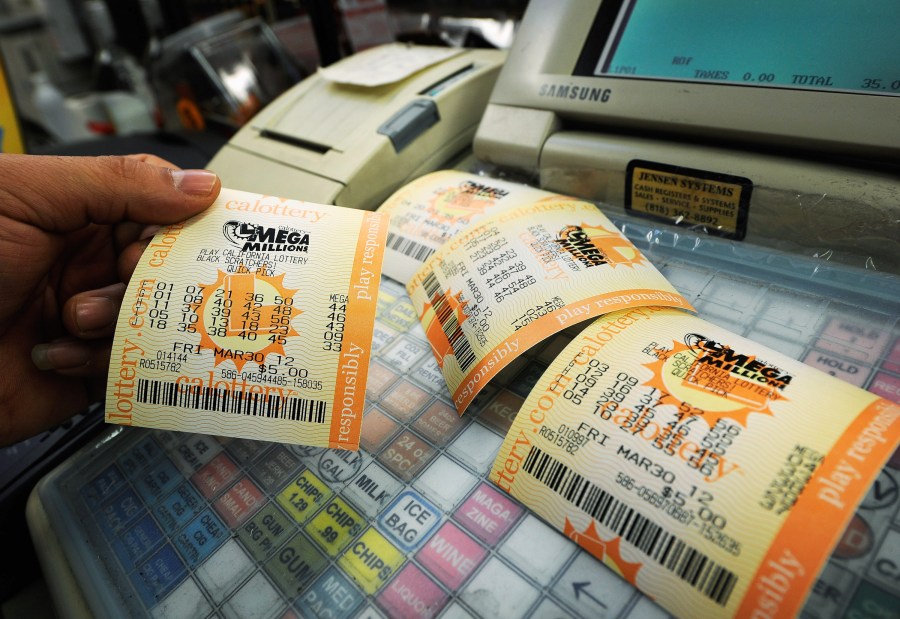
[379,170,577,283]
[491,307,900,619]
[106,188,388,449]
[406,198,694,414]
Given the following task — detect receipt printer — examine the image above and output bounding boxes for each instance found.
[209,46,506,210]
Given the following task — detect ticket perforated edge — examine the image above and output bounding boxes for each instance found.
[106,188,388,449]
[490,307,900,618]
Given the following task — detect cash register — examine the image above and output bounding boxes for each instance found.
[24,1,900,618]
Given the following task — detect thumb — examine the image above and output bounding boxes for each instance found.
[1,154,221,232]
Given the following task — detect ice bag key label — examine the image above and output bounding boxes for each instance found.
[378,490,440,551]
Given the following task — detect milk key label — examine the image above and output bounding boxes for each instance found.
[106,188,388,449]
[491,308,900,619]
[406,198,694,414]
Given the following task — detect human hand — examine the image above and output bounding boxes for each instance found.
[0,154,221,445]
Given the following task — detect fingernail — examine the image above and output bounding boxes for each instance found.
[139,225,162,240]
[75,296,118,334]
[172,169,218,197]
[32,340,92,371]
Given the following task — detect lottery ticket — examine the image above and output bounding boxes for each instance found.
[106,188,388,449]
[406,197,694,414]
[379,170,576,282]
[490,307,900,619]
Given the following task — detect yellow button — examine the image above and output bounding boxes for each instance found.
[276,470,333,524]
[305,497,364,556]
[376,289,398,313]
[338,527,405,594]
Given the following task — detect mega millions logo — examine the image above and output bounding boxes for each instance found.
[193,264,301,371]
[644,334,793,427]
[222,220,310,252]
[553,223,646,268]
[564,518,641,584]
[426,180,508,223]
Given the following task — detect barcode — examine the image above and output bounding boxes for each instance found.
[523,446,737,606]
[421,270,477,372]
[136,379,327,423]
[386,231,435,262]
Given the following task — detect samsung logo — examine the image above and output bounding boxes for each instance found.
[538,83,611,102]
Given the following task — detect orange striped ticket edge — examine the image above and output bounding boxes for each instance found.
[329,211,389,448]
[736,398,900,618]
[451,290,693,413]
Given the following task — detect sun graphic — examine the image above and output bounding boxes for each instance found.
[426,185,495,223]
[564,517,642,585]
[193,264,301,371]
[643,337,789,428]
[558,222,647,267]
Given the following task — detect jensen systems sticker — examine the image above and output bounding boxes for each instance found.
[626,160,752,240]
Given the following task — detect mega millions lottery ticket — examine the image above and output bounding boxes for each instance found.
[406,197,695,414]
[379,170,576,282]
[106,188,388,449]
[491,307,900,619]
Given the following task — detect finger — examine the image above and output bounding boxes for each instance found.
[118,237,153,282]
[59,344,111,377]
[31,337,111,376]
[0,154,221,232]
[125,153,180,170]
[114,221,143,251]
[62,282,126,338]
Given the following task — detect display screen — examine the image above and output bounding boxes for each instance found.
[575,0,900,95]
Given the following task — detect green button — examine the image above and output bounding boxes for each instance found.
[237,502,293,561]
[263,531,328,596]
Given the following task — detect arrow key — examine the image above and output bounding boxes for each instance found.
[552,553,636,617]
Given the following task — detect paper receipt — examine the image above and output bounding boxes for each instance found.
[106,188,388,449]
[406,198,694,414]
[379,170,577,282]
[318,43,463,87]
[491,308,900,618]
